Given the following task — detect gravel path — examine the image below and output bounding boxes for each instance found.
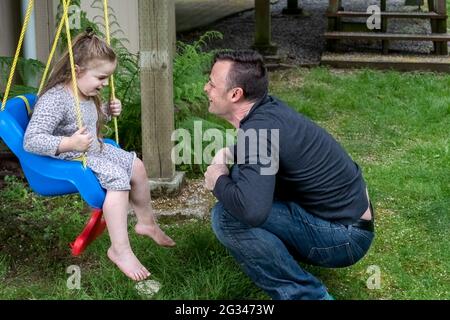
[177,0,441,65]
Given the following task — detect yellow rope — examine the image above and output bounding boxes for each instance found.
[1,0,35,111]
[103,0,119,145]
[38,0,72,95]
[63,0,87,168]
[17,96,32,116]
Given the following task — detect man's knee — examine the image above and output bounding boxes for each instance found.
[211,202,227,239]
[211,202,243,248]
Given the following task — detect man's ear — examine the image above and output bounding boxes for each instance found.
[230,87,244,102]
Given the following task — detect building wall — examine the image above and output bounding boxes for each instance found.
[49,0,140,54]
[0,0,140,63]
[80,0,140,54]
[0,0,21,57]
[35,0,56,63]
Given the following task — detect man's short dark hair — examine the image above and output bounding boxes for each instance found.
[213,50,268,102]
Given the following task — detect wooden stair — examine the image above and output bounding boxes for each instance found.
[321,52,450,72]
[327,11,446,19]
[324,31,450,42]
[326,0,449,56]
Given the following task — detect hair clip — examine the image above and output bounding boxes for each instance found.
[85,27,94,36]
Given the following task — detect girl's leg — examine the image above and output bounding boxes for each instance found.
[103,190,151,281]
[129,159,175,247]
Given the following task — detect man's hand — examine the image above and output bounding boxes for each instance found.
[204,164,229,191]
[109,99,122,117]
[211,147,233,165]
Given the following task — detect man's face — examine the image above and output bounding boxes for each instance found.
[204,60,233,117]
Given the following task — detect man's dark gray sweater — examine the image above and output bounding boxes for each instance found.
[213,94,368,227]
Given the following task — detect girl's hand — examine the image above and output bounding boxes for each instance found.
[70,127,93,152]
[109,99,122,117]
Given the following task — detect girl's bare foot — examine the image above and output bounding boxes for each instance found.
[107,247,151,281]
[135,223,176,247]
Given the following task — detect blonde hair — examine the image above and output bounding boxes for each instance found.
[41,31,117,142]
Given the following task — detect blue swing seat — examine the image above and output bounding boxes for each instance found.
[0,94,117,209]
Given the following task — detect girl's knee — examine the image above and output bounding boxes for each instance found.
[132,158,147,180]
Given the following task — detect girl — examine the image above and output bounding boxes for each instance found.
[24,31,175,281]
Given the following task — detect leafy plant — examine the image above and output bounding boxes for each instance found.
[174,31,223,111]
[55,0,100,50]
[174,117,235,176]
[0,57,43,100]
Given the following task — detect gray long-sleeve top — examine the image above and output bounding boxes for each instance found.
[24,85,110,160]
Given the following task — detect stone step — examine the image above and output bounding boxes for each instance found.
[324,31,450,42]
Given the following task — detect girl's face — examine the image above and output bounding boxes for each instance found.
[76,59,116,100]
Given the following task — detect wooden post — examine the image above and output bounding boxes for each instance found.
[327,0,341,51]
[428,0,438,53]
[252,0,277,56]
[380,0,390,54]
[34,0,55,63]
[282,0,303,15]
[436,0,448,54]
[138,0,175,179]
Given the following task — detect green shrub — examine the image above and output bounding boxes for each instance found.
[0,2,228,177]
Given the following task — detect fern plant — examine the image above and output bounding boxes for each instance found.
[0,57,44,100]
[175,116,236,176]
[174,31,223,114]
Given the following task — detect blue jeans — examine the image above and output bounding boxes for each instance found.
[211,173,374,300]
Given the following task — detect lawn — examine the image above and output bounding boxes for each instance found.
[1,67,449,300]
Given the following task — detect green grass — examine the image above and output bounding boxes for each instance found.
[0,177,263,299]
[271,67,450,299]
[448,0,450,22]
[1,67,449,299]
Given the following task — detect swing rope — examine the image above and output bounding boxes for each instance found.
[38,0,72,95]
[1,0,35,111]
[2,0,121,166]
[103,0,119,145]
[63,0,87,168]
[0,0,119,256]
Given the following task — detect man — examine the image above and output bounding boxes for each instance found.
[204,50,374,300]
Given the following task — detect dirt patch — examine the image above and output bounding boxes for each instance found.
[0,150,23,188]
[152,179,216,220]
